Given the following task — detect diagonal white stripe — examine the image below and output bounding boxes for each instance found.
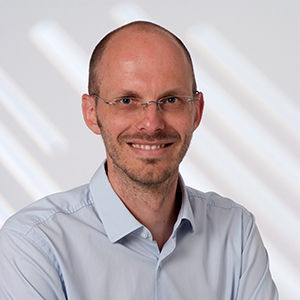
[0,194,14,228]
[0,67,67,155]
[264,238,300,300]
[110,3,153,25]
[194,66,300,187]
[187,26,300,146]
[29,21,88,94]
[0,122,61,200]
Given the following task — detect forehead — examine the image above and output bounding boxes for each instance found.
[96,28,193,94]
[106,28,187,62]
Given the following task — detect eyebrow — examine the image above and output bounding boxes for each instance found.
[159,89,190,97]
[114,90,141,98]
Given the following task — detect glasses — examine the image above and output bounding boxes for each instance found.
[90,91,200,114]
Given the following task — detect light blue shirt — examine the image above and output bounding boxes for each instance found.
[0,161,278,299]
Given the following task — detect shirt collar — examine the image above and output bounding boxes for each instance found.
[89,161,142,243]
[176,173,196,233]
[89,161,195,243]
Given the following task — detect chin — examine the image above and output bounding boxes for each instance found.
[128,171,175,186]
[119,160,178,186]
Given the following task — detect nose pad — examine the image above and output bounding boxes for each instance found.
[141,100,161,111]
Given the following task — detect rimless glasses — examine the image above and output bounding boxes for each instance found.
[90,91,201,114]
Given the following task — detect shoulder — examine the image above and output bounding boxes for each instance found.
[1,184,92,236]
[186,186,254,228]
[187,186,251,213]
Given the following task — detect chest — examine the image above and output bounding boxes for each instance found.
[53,227,241,300]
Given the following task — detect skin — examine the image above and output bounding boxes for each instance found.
[82,27,204,250]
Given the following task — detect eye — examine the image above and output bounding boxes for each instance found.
[119,97,133,105]
[165,97,178,104]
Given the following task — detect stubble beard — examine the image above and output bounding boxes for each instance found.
[97,116,192,187]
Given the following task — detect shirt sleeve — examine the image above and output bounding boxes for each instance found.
[236,213,279,300]
[0,226,66,300]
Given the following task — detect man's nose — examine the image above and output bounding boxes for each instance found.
[135,102,166,133]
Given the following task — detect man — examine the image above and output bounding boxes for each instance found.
[0,21,278,299]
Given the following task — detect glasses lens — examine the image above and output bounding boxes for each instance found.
[110,96,194,113]
[160,96,187,111]
[115,98,140,112]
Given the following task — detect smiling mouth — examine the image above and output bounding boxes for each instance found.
[129,143,174,150]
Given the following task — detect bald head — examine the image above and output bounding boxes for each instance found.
[88,21,197,96]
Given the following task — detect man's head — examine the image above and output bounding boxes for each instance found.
[82,21,204,186]
[88,21,197,97]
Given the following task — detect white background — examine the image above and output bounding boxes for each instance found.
[0,1,299,298]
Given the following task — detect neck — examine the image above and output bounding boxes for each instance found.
[107,162,181,250]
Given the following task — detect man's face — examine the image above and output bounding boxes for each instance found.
[84,30,203,186]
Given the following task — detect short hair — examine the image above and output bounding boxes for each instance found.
[88,21,197,95]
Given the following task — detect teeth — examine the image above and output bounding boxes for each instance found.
[131,144,165,150]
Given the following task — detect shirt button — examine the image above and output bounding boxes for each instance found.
[141,232,148,239]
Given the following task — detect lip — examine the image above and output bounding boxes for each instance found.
[131,143,166,150]
[127,141,174,157]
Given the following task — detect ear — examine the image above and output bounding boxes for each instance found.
[82,94,101,135]
[193,92,204,131]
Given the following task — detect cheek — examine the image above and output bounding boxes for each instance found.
[98,111,132,137]
[172,116,195,135]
